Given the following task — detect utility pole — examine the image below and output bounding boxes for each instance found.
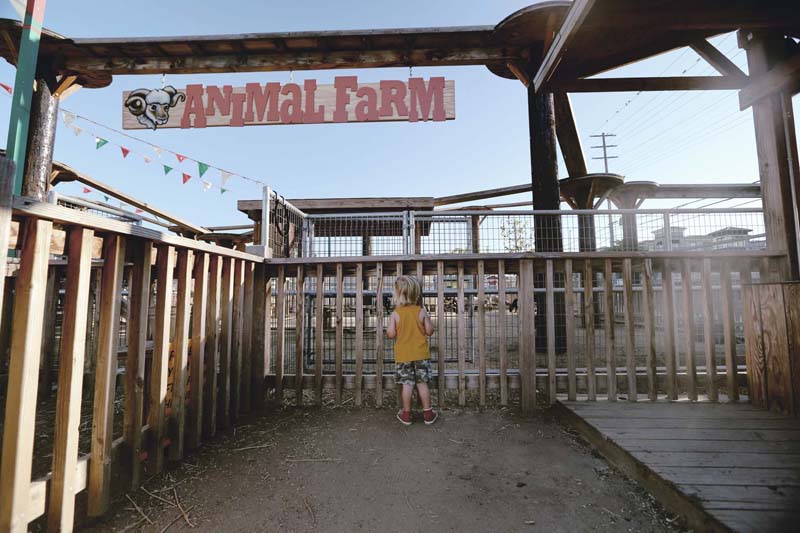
[590,132,618,173]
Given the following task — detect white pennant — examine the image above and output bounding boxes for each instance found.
[143,156,153,164]
[62,111,76,126]
[220,170,232,186]
[201,180,212,192]
[153,146,163,157]
[70,124,83,136]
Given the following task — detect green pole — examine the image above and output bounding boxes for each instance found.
[5,0,48,196]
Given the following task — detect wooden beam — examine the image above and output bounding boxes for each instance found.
[739,51,800,110]
[551,76,747,93]
[434,183,532,206]
[64,47,515,76]
[553,92,588,178]
[690,39,747,80]
[533,0,597,91]
[506,61,530,88]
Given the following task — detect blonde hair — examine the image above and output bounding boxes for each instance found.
[394,275,421,307]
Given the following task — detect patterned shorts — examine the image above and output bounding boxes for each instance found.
[395,359,432,386]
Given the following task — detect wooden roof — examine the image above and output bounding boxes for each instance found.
[534,0,800,90]
[237,197,435,219]
[0,2,569,89]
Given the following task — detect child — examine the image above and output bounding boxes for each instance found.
[387,275,438,426]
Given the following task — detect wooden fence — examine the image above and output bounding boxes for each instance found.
[265,252,780,410]
[0,198,267,532]
[0,196,782,531]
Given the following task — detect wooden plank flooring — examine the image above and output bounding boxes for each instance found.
[559,401,800,533]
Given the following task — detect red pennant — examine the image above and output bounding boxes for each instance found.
[176,153,187,163]
[120,146,130,158]
[82,187,92,194]
[182,173,192,184]
[0,82,12,94]
[135,208,144,214]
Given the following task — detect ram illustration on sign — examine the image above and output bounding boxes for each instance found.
[124,86,187,130]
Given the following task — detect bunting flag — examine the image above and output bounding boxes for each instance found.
[163,165,173,175]
[143,156,152,164]
[82,187,92,194]
[220,188,228,195]
[201,180,212,192]
[0,82,11,94]
[120,146,130,158]
[70,124,83,136]
[198,162,209,177]
[135,208,144,214]
[175,153,187,163]
[103,195,110,202]
[62,111,76,126]
[95,137,108,149]
[153,146,163,157]
[220,170,232,187]
[182,172,192,184]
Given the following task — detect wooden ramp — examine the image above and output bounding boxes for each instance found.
[557,401,800,533]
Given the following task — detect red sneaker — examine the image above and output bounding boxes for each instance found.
[423,408,438,425]
[396,410,412,426]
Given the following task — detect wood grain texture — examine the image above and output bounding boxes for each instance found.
[583,260,596,401]
[88,234,126,516]
[497,260,508,406]
[275,265,286,402]
[760,284,793,414]
[662,263,678,400]
[168,249,192,461]
[564,259,577,401]
[437,260,446,406]
[743,285,766,409]
[719,264,738,402]
[240,262,254,413]
[642,259,657,401]
[48,227,93,532]
[603,259,616,401]
[230,259,246,421]
[315,264,325,406]
[622,259,637,401]
[545,260,557,404]
[375,263,385,407]
[701,259,718,402]
[518,259,536,412]
[217,257,234,429]
[187,252,208,448]
[295,265,306,406]
[681,260,697,401]
[354,263,364,406]
[334,264,343,404]
[478,260,486,406]
[457,262,466,407]
[249,262,268,411]
[784,284,800,416]
[203,256,221,438]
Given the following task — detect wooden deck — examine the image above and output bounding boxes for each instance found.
[557,401,800,533]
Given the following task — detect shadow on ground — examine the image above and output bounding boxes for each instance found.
[84,405,682,532]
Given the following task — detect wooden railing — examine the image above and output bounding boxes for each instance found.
[265,251,781,411]
[0,198,267,532]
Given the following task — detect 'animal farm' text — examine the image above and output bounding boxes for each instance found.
[122,77,455,130]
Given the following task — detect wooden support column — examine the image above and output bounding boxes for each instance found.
[22,73,59,201]
[168,249,192,461]
[470,216,481,253]
[741,31,800,279]
[519,259,537,412]
[528,86,562,252]
[250,262,268,411]
[187,252,208,447]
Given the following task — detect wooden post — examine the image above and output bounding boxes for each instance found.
[296,265,306,405]
[375,263,385,406]
[642,259,657,401]
[241,262,254,413]
[456,261,466,406]
[720,263,739,401]
[250,262,268,411]
[519,259,536,412]
[315,264,324,405]
[187,252,208,447]
[22,73,59,201]
[0,158,15,350]
[354,263,363,406]
[603,259,616,401]
[334,264,343,403]
[436,260,446,406]
[48,227,92,531]
[682,260,698,401]
[217,257,234,429]
[583,260,597,400]
[124,240,153,486]
[275,265,286,401]
[88,234,126,517]
[622,259,637,401]
[528,87,562,252]
[741,31,800,279]
[470,216,481,253]
[168,249,192,461]
[0,218,52,533]
[39,266,57,395]
[662,262,678,400]
[564,259,577,401]
[701,259,718,402]
[545,260,557,404]
[148,244,174,475]
[203,256,221,438]
[230,259,245,421]
[477,260,486,406]
[498,260,508,405]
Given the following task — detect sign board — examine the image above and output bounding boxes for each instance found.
[122,76,455,130]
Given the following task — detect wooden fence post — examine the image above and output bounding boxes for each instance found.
[168,249,192,461]
[518,259,536,413]
[0,218,52,532]
[187,252,208,448]
[250,262,268,411]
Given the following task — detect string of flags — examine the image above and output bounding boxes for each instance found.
[1,82,265,195]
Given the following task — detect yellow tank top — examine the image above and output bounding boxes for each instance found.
[394,305,430,363]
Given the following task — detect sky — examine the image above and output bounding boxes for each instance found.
[0,0,798,228]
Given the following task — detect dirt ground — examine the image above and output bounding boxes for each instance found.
[84,405,682,533]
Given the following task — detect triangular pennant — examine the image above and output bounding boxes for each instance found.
[70,124,83,136]
[120,146,130,158]
[220,188,228,195]
[135,208,144,214]
[82,187,92,194]
[153,146,163,157]
[220,170,232,186]
[198,162,209,177]
[62,111,76,126]
[182,172,192,184]
[201,180,212,192]
[95,137,108,149]
[103,195,110,202]
[175,153,187,163]
[163,165,173,175]
[143,156,153,164]
[0,82,12,94]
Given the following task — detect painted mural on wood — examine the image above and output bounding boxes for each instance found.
[122,76,455,129]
